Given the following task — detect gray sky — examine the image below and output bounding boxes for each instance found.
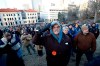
[0,0,88,9]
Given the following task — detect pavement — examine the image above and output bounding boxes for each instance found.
[23,35,100,66]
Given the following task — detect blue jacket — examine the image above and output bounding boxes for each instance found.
[68,28,77,39]
[10,34,22,58]
[74,27,81,35]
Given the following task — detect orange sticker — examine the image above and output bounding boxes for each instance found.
[52,51,57,56]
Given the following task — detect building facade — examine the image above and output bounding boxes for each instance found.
[0,8,38,26]
[20,9,38,24]
[40,9,68,22]
[0,8,22,26]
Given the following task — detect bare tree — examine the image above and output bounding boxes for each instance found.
[67,5,79,21]
[88,0,100,22]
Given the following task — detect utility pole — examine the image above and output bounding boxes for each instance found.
[94,0,97,23]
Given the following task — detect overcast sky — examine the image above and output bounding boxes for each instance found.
[0,0,88,9]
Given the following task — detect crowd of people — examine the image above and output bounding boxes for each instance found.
[0,21,100,66]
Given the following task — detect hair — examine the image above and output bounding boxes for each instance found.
[4,32,11,37]
[52,23,59,28]
[81,25,88,30]
[63,26,69,31]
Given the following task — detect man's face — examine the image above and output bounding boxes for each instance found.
[52,24,60,35]
[92,24,96,27]
[69,25,72,29]
[7,36,11,40]
[82,28,89,34]
[63,29,68,34]
[76,24,79,28]
[6,33,11,40]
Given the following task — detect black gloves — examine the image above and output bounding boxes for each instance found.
[38,23,51,35]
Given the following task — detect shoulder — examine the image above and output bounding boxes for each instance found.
[89,32,94,36]
[63,33,71,41]
[0,38,7,48]
[1,37,7,44]
[64,34,70,39]
[76,32,81,36]
[89,32,95,38]
[43,34,52,38]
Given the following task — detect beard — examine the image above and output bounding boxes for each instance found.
[53,30,60,35]
[83,31,89,35]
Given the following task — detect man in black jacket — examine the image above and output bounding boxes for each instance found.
[89,23,99,39]
[33,21,72,66]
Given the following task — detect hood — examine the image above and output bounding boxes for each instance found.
[50,21,63,43]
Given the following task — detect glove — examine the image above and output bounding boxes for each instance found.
[39,23,51,35]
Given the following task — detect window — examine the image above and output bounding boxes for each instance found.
[24,21,27,23]
[9,14,10,16]
[10,18,12,20]
[36,20,38,22]
[29,21,30,23]
[15,18,16,20]
[13,22,14,25]
[18,14,20,16]
[1,23,3,26]
[0,18,1,21]
[7,14,8,16]
[12,18,13,20]
[19,21,21,24]
[19,17,20,20]
[11,14,12,16]
[11,22,12,25]
[14,14,15,16]
[15,21,17,24]
[28,17,29,19]
[5,22,7,25]
[3,14,5,16]
[8,18,9,21]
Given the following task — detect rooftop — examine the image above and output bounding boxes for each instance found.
[0,8,37,12]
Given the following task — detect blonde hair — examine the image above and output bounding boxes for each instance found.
[81,25,88,30]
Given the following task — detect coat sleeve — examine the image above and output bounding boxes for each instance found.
[0,44,11,54]
[96,28,99,39]
[74,34,79,49]
[32,33,46,45]
[91,34,96,52]
[21,35,26,41]
[28,34,32,40]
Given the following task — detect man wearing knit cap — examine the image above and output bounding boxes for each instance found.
[74,25,96,66]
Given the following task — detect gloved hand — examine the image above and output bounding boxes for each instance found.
[39,23,51,35]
